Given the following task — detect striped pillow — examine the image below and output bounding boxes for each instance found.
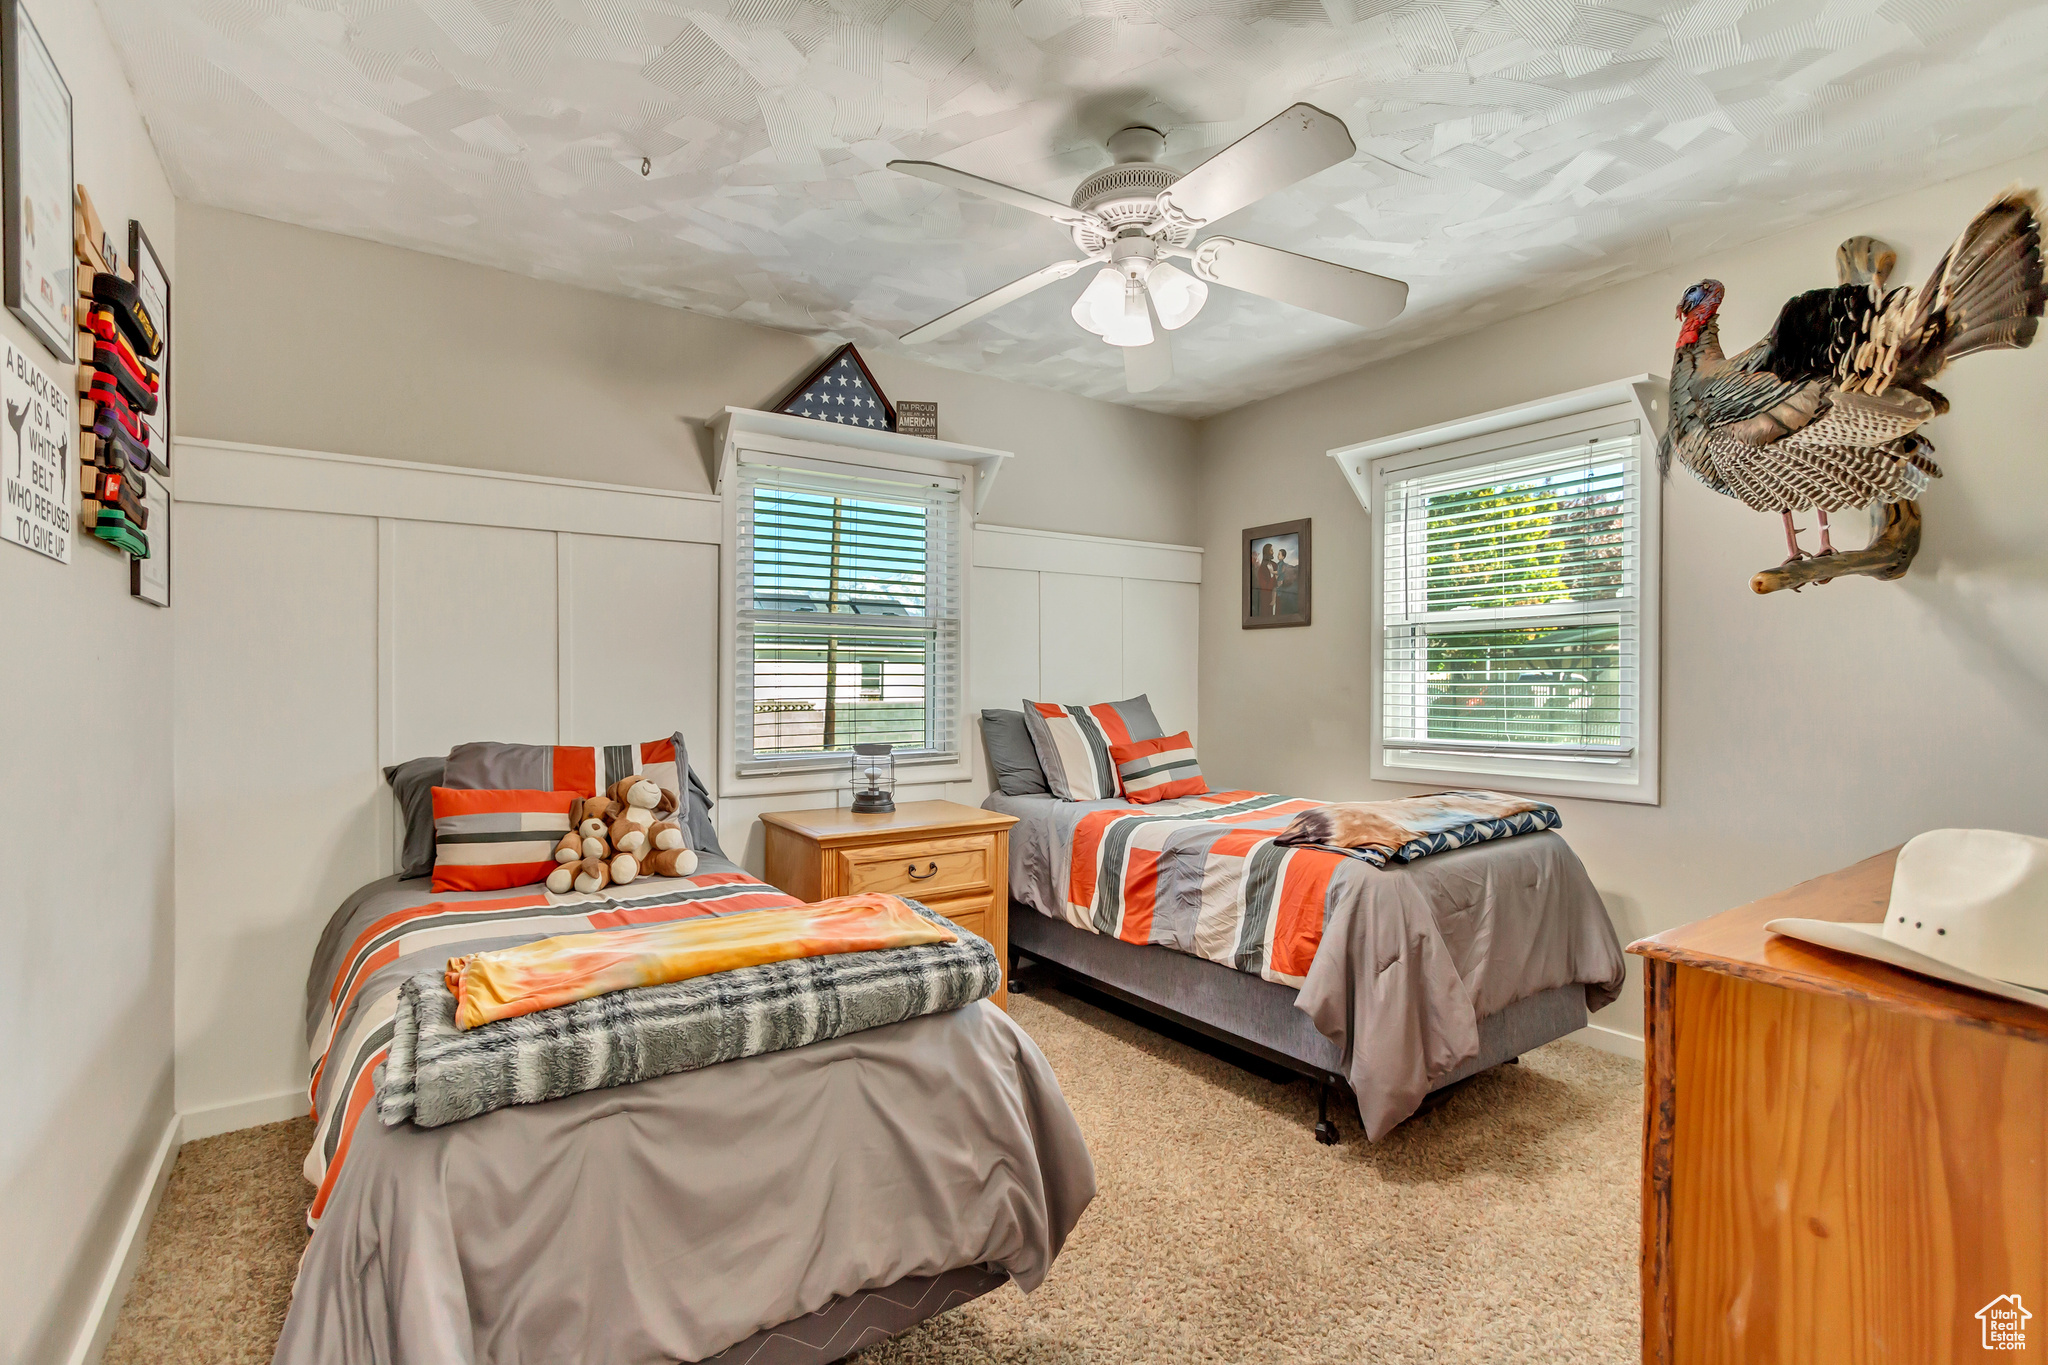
[431,788,578,893]
[1021,696,1163,801]
[1110,732,1209,804]
[444,736,689,800]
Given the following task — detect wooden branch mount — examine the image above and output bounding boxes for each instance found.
[1751,499,1921,594]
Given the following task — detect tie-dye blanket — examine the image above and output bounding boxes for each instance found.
[1058,789,1559,987]
[1273,791,1561,867]
[445,893,956,1029]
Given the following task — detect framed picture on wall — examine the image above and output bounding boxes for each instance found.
[128,220,168,472]
[2,0,74,363]
[128,467,168,605]
[1243,518,1311,629]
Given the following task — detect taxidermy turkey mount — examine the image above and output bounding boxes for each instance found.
[888,105,1408,394]
[1664,188,2045,595]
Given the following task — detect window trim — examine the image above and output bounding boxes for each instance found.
[1331,377,1665,807]
[719,434,978,798]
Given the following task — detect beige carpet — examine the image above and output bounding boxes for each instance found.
[108,982,1641,1364]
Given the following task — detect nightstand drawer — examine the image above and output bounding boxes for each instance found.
[836,835,995,899]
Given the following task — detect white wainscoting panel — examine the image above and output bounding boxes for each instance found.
[173,502,385,1116]
[561,535,721,757]
[968,526,1204,791]
[388,520,560,763]
[1122,578,1202,742]
[1037,573,1125,701]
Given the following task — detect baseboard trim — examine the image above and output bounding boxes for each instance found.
[179,1089,307,1141]
[64,1114,181,1365]
[1570,1021,1646,1062]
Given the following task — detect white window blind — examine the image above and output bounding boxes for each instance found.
[734,457,962,773]
[1379,421,1641,775]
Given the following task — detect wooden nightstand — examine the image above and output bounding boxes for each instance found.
[760,800,1018,1009]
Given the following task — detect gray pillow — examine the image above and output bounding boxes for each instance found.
[679,762,725,861]
[980,709,1050,796]
[384,756,445,881]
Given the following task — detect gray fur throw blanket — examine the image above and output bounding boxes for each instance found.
[378,902,1001,1128]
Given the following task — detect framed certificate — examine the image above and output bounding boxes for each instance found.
[129,220,168,471]
[3,0,73,364]
[127,221,169,605]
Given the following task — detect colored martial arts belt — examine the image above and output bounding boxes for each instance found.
[91,339,158,414]
[91,273,162,359]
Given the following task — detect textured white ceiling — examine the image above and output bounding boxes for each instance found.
[103,0,2048,416]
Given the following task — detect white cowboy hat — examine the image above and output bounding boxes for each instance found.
[1766,828,2048,1011]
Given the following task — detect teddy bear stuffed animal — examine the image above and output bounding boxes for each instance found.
[551,795,616,868]
[602,776,676,850]
[546,856,612,895]
[602,775,695,884]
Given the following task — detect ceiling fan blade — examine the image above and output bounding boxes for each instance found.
[1155,103,1355,229]
[900,259,1094,344]
[888,161,1105,233]
[1123,295,1173,393]
[1186,236,1407,329]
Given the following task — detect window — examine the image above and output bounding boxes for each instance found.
[733,456,962,774]
[1349,386,1661,804]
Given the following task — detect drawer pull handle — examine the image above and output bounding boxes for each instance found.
[907,861,939,881]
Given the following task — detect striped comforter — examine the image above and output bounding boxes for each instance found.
[302,863,800,1225]
[1057,789,1556,988]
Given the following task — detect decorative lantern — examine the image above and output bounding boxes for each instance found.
[849,743,896,814]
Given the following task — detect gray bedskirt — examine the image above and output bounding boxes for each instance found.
[1010,904,1588,1093]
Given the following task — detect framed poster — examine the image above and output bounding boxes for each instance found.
[2,0,73,363]
[129,467,167,605]
[128,220,168,473]
[1,334,72,562]
[1242,518,1311,629]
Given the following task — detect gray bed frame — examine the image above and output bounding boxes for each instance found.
[1008,902,1589,1144]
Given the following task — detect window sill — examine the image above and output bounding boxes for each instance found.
[723,755,973,800]
[1372,749,1657,806]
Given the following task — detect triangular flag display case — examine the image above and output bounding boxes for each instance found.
[773,344,896,432]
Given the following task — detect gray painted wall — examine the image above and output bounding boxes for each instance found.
[173,204,1202,546]
[0,6,178,1361]
[1194,150,2048,1042]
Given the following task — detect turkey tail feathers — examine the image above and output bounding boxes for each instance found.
[1901,186,2044,381]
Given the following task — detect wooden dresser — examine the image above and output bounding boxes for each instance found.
[1630,850,2048,1365]
[760,800,1017,1009]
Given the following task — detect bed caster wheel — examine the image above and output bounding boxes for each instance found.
[1314,1119,1339,1146]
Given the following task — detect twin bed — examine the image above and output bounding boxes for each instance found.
[990,789,1626,1140]
[277,728,1625,1362]
[276,853,1094,1364]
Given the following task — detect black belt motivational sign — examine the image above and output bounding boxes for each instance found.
[1,337,72,564]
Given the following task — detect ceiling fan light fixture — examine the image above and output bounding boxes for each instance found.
[1071,266,1123,336]
[1145,262,1208,330]
[1102,284,1154,348]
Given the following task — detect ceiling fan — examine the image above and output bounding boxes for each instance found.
[888,103,1409,393]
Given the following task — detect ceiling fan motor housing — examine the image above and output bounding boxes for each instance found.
[1069,129,1190,254]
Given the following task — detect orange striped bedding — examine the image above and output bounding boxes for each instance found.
[445,892,957,1029]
